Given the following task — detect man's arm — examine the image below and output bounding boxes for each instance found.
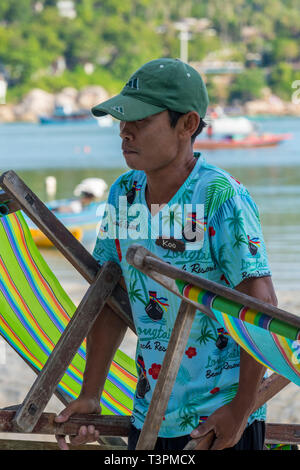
[190,275,277,450]
[55,303,127,450]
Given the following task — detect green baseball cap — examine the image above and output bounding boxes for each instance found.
[91,58,209,121]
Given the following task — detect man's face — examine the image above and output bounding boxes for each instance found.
[119,110,180,172]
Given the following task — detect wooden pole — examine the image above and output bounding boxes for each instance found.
[136,301,197,450]
[126,244,300,333]
[0,410,130,436]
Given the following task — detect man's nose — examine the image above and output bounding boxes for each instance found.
[119,121,134,140]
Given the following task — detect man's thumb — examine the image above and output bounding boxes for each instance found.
[54,407,74,423]
[190,422,213,438]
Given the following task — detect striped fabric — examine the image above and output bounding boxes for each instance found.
[0,211,137,415]
[176,279,300,386]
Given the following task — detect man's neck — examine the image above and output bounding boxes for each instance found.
[145,151,196,215]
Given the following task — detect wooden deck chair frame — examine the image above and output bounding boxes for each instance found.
[0,170,135,448]
[0,170,297,450]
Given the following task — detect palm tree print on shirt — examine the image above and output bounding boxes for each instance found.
[205,176,236,219]
[177,390,203,431]
[196,316,218,346]
[225,206,248,248]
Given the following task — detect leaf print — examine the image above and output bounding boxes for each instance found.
[233,233,248,248]
[197,323,217,345]
[177,390,202,431]
[128,280,147,305]
[196,316,218,345]
[221,383,239,405]
[177,179,198,205]
[178,390,200,418]
[161,204,182,229]
[217,244,231,272]
[225,206,245,235]
[205,176,235,218]
[128,265,149,302]
[177,414,196,432]
[176,366,191,386]
[118,174,131,194]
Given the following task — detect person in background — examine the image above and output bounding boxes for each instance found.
[55,178,107,214]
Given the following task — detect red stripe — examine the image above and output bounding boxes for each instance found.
[239,306,249,321]
[0,315,44,370]
[13,214,70,322]
[0,256,54,349]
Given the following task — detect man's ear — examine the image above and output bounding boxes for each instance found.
[179,112,200,139]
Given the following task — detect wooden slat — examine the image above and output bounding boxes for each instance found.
[265,423,300,445]
[126,244,300,332]
[13,261,121,433]
[0,410,130,436]
[0,170,135,333]
[0,439,107,451]
[136,301,197,450]
[0,189,20,215]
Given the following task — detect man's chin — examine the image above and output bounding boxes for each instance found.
[124,153,144,170]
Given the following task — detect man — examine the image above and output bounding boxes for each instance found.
[55,58,277,450]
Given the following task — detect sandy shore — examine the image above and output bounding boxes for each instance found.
[0,275,299,445]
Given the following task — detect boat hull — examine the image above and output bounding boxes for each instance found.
[194,133,292,150]
[26,200,105,248]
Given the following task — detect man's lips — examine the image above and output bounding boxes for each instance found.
[122,147,138,154]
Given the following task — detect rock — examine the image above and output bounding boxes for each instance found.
[0,104,16,122]
[76,85,109,110]
[14,88,55,122]
[244,95,286,115]
[54,87,78,112]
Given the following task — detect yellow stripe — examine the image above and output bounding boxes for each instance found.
[188,286,201,303]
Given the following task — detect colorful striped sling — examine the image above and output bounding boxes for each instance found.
[0,210,137,416]
[175,279,300,386]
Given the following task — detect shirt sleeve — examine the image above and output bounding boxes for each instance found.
[209,193,272,288]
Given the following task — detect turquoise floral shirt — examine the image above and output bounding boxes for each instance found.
[93,153,271,438]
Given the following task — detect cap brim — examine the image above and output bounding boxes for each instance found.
[91,93,166,121]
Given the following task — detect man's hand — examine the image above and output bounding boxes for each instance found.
[190,399,249,450]
[54,396,101,450]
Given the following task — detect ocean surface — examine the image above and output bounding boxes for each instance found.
[0,116,300,293]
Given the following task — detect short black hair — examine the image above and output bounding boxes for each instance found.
[168,110,206,144]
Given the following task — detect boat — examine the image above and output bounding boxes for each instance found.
[26,199,106,248]
[194,106,292,150]
[39,105,113,127]
[194,133,292,150]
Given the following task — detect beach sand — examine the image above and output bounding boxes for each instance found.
[0,259,299,446]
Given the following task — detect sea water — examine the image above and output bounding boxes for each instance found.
[0,117,300,292]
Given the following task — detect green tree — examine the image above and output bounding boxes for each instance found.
[229,68,266,102]
[269,62,297,100]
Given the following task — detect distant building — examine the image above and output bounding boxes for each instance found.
[191,60,244,75]
[0,75,7,104]
[57,1,76,19]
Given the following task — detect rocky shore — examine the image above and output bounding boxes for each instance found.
[0,85,300,123]
[0,85,110,123]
